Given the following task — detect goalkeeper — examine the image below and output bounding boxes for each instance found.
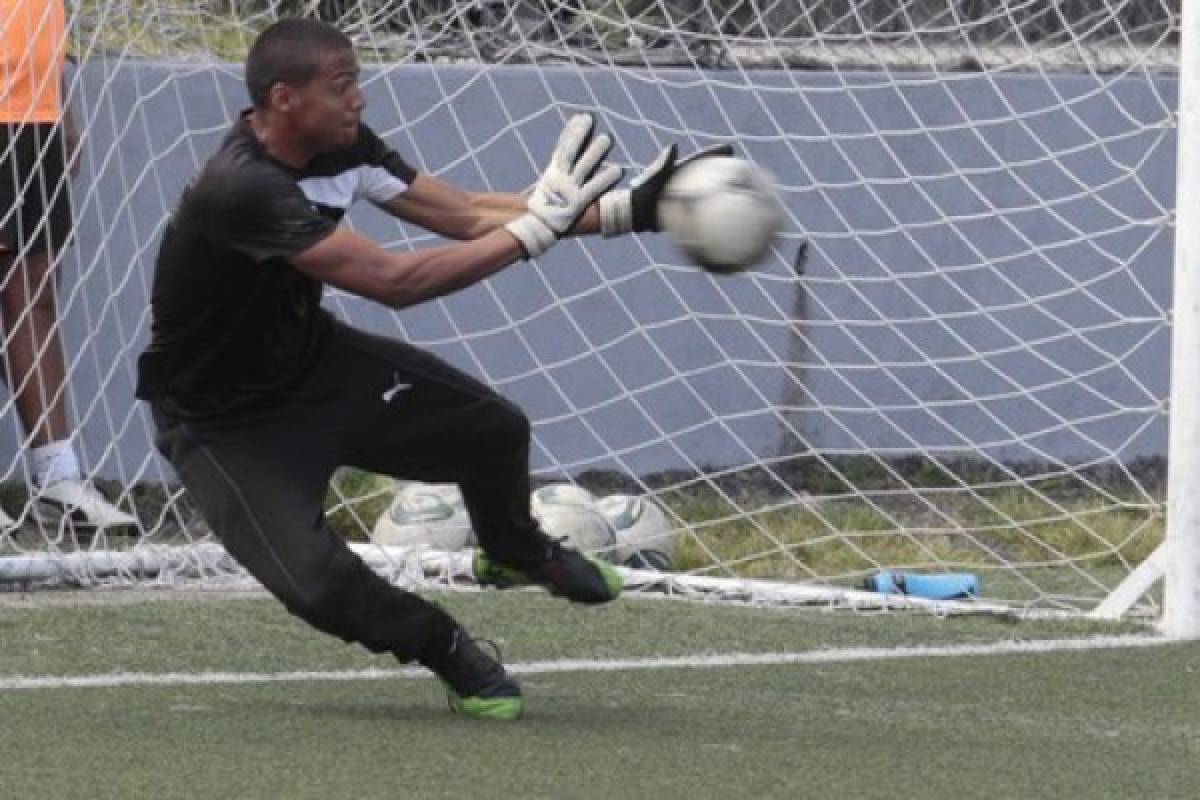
[136,18,722,721]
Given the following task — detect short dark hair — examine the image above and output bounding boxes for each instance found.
[245,18,353,109]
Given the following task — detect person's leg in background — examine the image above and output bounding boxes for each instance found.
[0,123,134,538]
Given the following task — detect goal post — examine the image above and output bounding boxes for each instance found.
[0,1,1189,625]
[1164,0,1200,638]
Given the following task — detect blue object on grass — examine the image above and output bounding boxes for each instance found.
[865,570,980,600]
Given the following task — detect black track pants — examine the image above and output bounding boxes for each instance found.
[150,321,551,663]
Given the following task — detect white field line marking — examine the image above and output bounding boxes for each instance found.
[0,635,1174,691]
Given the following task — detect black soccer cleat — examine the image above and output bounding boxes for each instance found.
[426,628,523,721]
[474,538,623,605]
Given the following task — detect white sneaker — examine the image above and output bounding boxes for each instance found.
[33,479,137,530]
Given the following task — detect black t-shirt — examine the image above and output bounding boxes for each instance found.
[136,112,417,418]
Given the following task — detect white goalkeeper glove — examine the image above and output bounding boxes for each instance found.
[505,114,624,259]
[598,143,735,236]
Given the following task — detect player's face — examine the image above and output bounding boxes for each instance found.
[291,48,366,152]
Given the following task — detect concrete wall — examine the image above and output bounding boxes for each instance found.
[20,61,1175,482]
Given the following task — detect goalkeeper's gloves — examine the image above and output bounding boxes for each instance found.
[505,114,624,259]
[599,143,735,236]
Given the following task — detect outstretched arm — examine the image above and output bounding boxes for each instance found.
[292,115,621,308]
[291,225,525,309]
[378,115,618,243]
[379,173,604,241]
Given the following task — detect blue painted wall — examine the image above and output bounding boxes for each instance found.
[19,61,1173,483]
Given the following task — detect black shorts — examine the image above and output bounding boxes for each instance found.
[0,123,73,257]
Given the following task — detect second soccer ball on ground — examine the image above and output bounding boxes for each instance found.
[372,482,473,550]
[596,493,678,571]
[530,484,616,558]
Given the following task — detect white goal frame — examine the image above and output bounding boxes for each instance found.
[0,1,1192,631]
[1161,0,1200,638]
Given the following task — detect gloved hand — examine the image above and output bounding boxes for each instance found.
[505,114,624,259]
[599,143,735,236]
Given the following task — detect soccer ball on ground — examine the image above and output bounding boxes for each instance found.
[372,482,473,551]
[596,494,678,571]
[530,484,616,557]
[530,483,597,512]
[658,156,784,274]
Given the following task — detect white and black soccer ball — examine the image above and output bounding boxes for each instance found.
[372,482,473,551]
[531,484,616,557]
[596,494,678,571]
[659,156,783,274]
[531,483,597,512]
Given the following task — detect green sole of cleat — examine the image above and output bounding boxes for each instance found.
[561,554,623,604]
[449,695,525,721]
[473,551,623,604]
[594,557,624,601]
[472,552,531,589]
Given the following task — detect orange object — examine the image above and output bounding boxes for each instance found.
[0,0,65,123]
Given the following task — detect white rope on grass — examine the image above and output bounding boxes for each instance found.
[0,634,1171,691]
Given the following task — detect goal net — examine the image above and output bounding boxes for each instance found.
[0,1,1182,620]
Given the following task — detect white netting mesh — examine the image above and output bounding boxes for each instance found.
[0,1,1179,616]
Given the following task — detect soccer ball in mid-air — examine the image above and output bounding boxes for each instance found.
[531,484,616,557]
[596,494,678,570]
[372,481,473,551]
[658,156,783,274]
